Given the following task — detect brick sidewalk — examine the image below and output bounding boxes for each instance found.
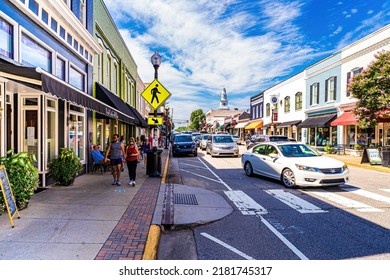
[95,150,167,260]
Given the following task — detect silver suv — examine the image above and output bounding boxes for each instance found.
[246,134,290,149]
[206,134,239,157]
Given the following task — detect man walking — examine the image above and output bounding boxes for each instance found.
[105,134,126,186]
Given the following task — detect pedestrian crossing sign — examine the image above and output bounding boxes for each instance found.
[141,79,171,110]
[147,117,163,125]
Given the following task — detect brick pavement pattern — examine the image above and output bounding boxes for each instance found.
[95,151,166,260]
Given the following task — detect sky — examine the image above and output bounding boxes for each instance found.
[104,0,390,127]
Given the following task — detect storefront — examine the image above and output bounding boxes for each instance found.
[298,112,337,148]
[275,120,302,141]
[244,119,263,135]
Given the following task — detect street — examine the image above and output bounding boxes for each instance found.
[159,145,390,260]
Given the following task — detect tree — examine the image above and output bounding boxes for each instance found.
[349,50,390,128]
[189,109,205,131]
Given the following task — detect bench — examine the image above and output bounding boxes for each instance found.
[334,144,346,155]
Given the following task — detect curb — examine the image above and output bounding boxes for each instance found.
[142,152,170,260]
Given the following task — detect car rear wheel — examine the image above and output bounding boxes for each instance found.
[244,162,253,177]
[281,168,296,188]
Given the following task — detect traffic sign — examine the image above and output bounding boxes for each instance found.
[147,117,163,125]
[141,79,171,110]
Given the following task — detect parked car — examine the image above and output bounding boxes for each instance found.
[206,134,239,157]
[241,142,349,188]
[232,135,241,145]
[199,134,210,150]
[191,133,201,147]
[172,134,197,157]
[246,134,290,149]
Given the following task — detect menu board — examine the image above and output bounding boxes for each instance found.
[0,166,19,227]
[361,148,382,165]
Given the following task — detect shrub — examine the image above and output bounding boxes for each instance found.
[0,150,39,211]
[48,148,82,186]
[324,145,335,154]
[354,143,365,150]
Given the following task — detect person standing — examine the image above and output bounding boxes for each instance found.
[126,139,139,186]
[105,134,126,186]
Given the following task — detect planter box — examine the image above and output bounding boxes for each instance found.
[346,149,363,157]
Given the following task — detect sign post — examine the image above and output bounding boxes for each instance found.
[0,166,20,227]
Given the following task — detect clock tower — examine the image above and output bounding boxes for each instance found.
[218,88,229,110]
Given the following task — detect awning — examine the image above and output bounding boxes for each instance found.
[298,113,337,128]
[330,111,358,126]
[127,104,148,128]
[276,120,301,128]
[0,60,135,124]
[95,83,138,125]
[235,121,249,129]
[245,120,263,130]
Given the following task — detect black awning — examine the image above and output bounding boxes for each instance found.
[127,104,148,128]
[95,83,137,125]
[276,120,301,128]
[298,113,337,128]
[0,60,135,124]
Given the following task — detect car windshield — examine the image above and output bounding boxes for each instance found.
[202,135,209,140]
[213,136,234,143]
[269,136,289,141]
[175,135,193,142]
[278,144,321,157]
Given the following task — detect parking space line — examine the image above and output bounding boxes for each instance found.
[197,157,232,191]
[179,162,208,169]
[200,232,254,260]
[180,169,224,184]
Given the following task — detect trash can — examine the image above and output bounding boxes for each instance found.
[382,146,390,167]
[145,148,163,175]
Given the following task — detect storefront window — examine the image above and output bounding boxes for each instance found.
[69,66,85,92]
[22,98,39,168]
[0,17,13,58]
[68,105,85,161]
[21,33,52,72]
[46,99,56,165]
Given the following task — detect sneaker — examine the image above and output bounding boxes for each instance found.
[116,181,121,186]
[112,180,117,185]
[128,180,133,185]
[132,181,136,186]
[121,167,124,172]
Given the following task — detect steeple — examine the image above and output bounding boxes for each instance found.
[218,88,229,110]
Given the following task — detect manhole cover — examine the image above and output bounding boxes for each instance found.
[174,193,198,205]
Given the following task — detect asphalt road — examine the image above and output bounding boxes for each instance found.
[158,145,390,260]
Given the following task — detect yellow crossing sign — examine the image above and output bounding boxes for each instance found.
[141,79,171,110]
[147,117,163,125]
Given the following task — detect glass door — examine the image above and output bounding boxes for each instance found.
[21,96,40,169]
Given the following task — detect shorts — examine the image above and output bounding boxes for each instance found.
[110,158,122,166]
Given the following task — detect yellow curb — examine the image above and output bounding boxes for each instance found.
[343,161,390,173]
[142,152,170,260]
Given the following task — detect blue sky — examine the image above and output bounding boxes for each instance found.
[104,0,390,125]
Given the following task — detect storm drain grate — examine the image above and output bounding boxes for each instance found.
[174,193,198,205]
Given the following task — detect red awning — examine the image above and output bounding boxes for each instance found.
[330,111,358,126]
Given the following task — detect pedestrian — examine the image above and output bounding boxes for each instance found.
[120,135,126,172]
[126,139,139,186]
[105,133,126,186]
[143,139,151,168]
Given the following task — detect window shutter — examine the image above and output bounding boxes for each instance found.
[346,72,351,96]
[316,83,319,104]
[310,85,313,105]
[333,77,337,101]
[325,80,328,102]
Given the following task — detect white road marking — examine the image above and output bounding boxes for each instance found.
[180,169,223,184]
[265,189,327,213]
[257,215,309,260]
[197,157,233,191]
[179,162,208,169]
[341,187,390,204]
[308,189,383,212]
[381,189,390,193]
[225,190,268,215]
[200,232,254,260]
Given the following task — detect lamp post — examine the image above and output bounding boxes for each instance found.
[150,51,162,177]
[164,104,169,149]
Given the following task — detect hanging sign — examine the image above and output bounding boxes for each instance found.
[0,166,20,227]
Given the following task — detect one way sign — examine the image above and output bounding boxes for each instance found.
[147,117,163,125]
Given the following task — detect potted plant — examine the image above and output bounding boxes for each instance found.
[48,148,82,186]
[0,150,39,211]
[351,143,365,156]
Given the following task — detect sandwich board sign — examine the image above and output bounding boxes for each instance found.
[141,79,171,110]
[0,166,20,227]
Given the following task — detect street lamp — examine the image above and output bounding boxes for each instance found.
[164,104,170,149]
[150,51,162,177]
[151,51,162,80]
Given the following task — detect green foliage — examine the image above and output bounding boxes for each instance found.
[175,126,189,132]
[48,148,82,186]
[349,50,390,128]
[324,145,335,154]
[0,150,39,211]
[189,109,205,131]
[354,144,365,150]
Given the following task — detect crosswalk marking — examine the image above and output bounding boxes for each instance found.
[341,187,390,204]
[380,189,390,193]
[265,189,327,213]
[307,189,384,212]
[224,190,268,215]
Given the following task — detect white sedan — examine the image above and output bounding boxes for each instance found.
[241,142,349,188]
